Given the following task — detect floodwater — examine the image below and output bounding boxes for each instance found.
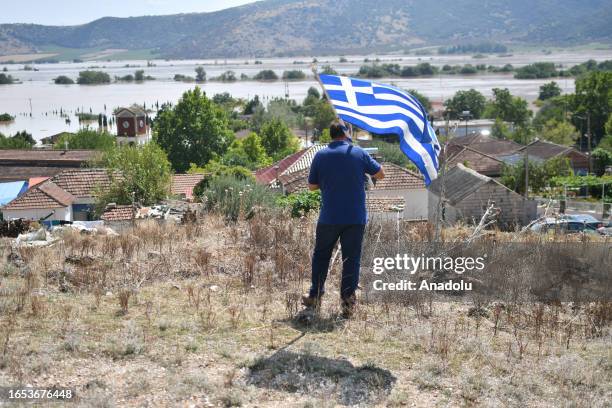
[0,50,610,141]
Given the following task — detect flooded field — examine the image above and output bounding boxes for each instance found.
[0,49,610,141]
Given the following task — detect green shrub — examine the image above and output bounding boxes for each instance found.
[200,175,279,221]
[54,75,74,84]
[77,70,111,84]
[277,190,321,218]
[282,70,306,80]
[253,70,279,80]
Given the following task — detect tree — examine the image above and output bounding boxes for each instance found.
[282,70,306,80]
[444,89,486,119]
[243,95,262,115]
[54,128,115,150]
[134,70,145,81]
[0,73,15,85]
[501,157,572,195]
[11,131,35,146]
[573,71,611,143]
[223,132,271,169]
[77,70,111,84]
[514,62,559,79]
[217,71,237,82]
[591,148,612,176]
[539,119,579,146]
[306,86,320,100]
[491,118,512,140]
[259,119,300,160]
[253,70,279,80]
[96,143,172,208]
[320,65,338,75]
[538,81,561,100]
[153,87,234,172]
[319,129,332,144]
[487,88,532,127]
[310,101,336,134]
[533,95,572,130]
[0,131,35,149]
[54,75,74,84]
[599,135,612,152]
[195,66,206,82]
[406,89,432,112]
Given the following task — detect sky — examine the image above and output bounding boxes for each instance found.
[0,0,259,25]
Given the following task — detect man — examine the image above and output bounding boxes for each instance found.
[303,122,385,318]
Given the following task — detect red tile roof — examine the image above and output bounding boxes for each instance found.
[2,168,111,211]
[278,168,310,194]
[372,163,425,190]
[367,197,406,213]
[171,174,205,199]
[3,181,74,210]
[52,169,112,198]
[101,205,134,221]
[255,149,307,185]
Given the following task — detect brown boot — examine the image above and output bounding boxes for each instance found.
[341,294,356,319]
[302,294,322,311]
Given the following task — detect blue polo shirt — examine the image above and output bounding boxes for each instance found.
[308,140,381,225]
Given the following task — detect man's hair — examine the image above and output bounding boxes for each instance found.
[329,122,345,139]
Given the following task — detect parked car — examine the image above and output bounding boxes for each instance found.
[558,214,604,229]
[597,221,612,236]
[529,217,600,234]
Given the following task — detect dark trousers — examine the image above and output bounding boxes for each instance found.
[310,223,366,300]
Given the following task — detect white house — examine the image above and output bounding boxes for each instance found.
[367,163,428,220]
[1,169,111,223]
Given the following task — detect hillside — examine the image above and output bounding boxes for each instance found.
[1,0,611,59]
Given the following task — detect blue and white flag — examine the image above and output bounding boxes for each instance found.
[319,74,440,185]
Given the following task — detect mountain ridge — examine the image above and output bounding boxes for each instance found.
[1,0,611,59]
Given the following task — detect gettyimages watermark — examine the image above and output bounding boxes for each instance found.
[362,242,611,302]
[371,254,486,292]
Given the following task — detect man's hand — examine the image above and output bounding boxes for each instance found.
[372,167,385,180]
[308,184,320,191]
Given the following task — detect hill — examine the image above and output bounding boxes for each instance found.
[1,0,611,59]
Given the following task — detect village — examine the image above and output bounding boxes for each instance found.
[0,97,609,238]
[1,0,611,403]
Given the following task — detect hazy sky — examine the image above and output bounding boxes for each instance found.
[0,0,259,25]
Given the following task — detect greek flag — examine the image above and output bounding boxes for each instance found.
[319,74,440,185]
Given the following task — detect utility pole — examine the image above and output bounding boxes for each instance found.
[586,112,592,174]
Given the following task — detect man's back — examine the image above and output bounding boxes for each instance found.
[308,140,381,225]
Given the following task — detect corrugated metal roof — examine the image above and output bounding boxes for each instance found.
[428,163,490,205]
[281,144,326,176]
[255,148,307,185]
[518,139,585,160]
[445,146,505,176]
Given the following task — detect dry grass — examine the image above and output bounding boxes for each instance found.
[0,213,609,407]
